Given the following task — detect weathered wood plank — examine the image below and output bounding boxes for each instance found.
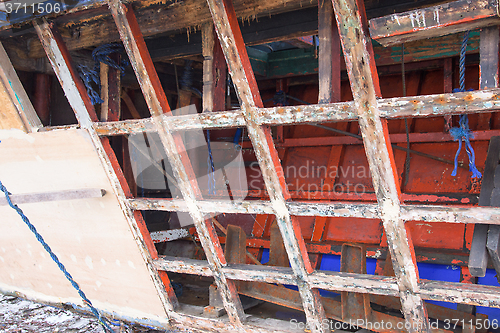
[318,0,341,103]
[332,0,430,329]
[27,0,317,59]
[206,0,329,330]
[370,0,500,46]
[0,41,42,132]
[33,18,178,315]
[94,88,500,135]
[128,197,500,225]
[108,0,246,325]
[154,256,500,308]
[0,188,104,206]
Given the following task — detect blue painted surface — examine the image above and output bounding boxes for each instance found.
[317,255,376,298]
[417,262,461,310]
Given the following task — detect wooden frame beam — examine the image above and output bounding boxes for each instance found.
[154,256,500,308]
[94,88,500,135]
[206,0,329,331]
[32,18,178,316]
[0,41,42,132]
[107,0,246,325]
[370,0,500,46]
[128,198,500,224]
[331,0,429,330]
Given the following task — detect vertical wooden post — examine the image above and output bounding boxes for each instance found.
[318,0,341,103]
[34,73,51,126]
[331,0,430,330]
[478,26,499,130]
[100,55,121,122]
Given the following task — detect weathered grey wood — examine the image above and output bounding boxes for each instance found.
[108,0,246,325]
[469,137,500,276]
[480,26,499,89]
[486,225,500,284]
[469,224,490,277]
[154,256,500,308]
[150,228,190,243]
[129,198,500,225]
[318,0,341,103]
[0,188,105,206]
[27,0,317,59]
[94,88,500,135]
[370,0,500,46]
[202,23,215,113]
[0,41,42,132]
[332,0,430,330]
[206,0,329,330]
[33,18,178,315]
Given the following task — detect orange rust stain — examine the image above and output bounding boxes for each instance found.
[434,96,447,105]
[464,94,474,102]
[277,108,285,114]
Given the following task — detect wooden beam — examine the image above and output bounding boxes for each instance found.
[318,0,341,103]
[331,0,430,330]
[206,0,329,331]
[33,18,179,316]
[154,256,500,308]
[129,197,500,225]
[94,88,500,135]
[477,26,499,129]
[107,0,246,325]
[369,0,500,46]
[27,0,317,59]
[0,41,42,132]
[0,188,105,206]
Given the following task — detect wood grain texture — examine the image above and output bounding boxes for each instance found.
[370,0,500,46]
[0,129,167,321]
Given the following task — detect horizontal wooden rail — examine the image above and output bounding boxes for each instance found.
[154,256,500,307]
[94,89,500,135]
[128,198,500,224]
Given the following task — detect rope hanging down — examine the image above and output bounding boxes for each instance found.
[450,31,482,179]
[78,43,129,105]
[0,180,117,333]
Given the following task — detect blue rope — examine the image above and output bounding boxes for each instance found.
[77,43,130,105]
[92,43,129,75]
[450,31,482,179]
[0,180,115,333]
[206,130,216,195]
[77,64,104,105]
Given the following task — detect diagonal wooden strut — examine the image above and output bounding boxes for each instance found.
[205,0,329,331]
[107,0,246,326]
[330,0,430,331]
[32,18,179,317]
